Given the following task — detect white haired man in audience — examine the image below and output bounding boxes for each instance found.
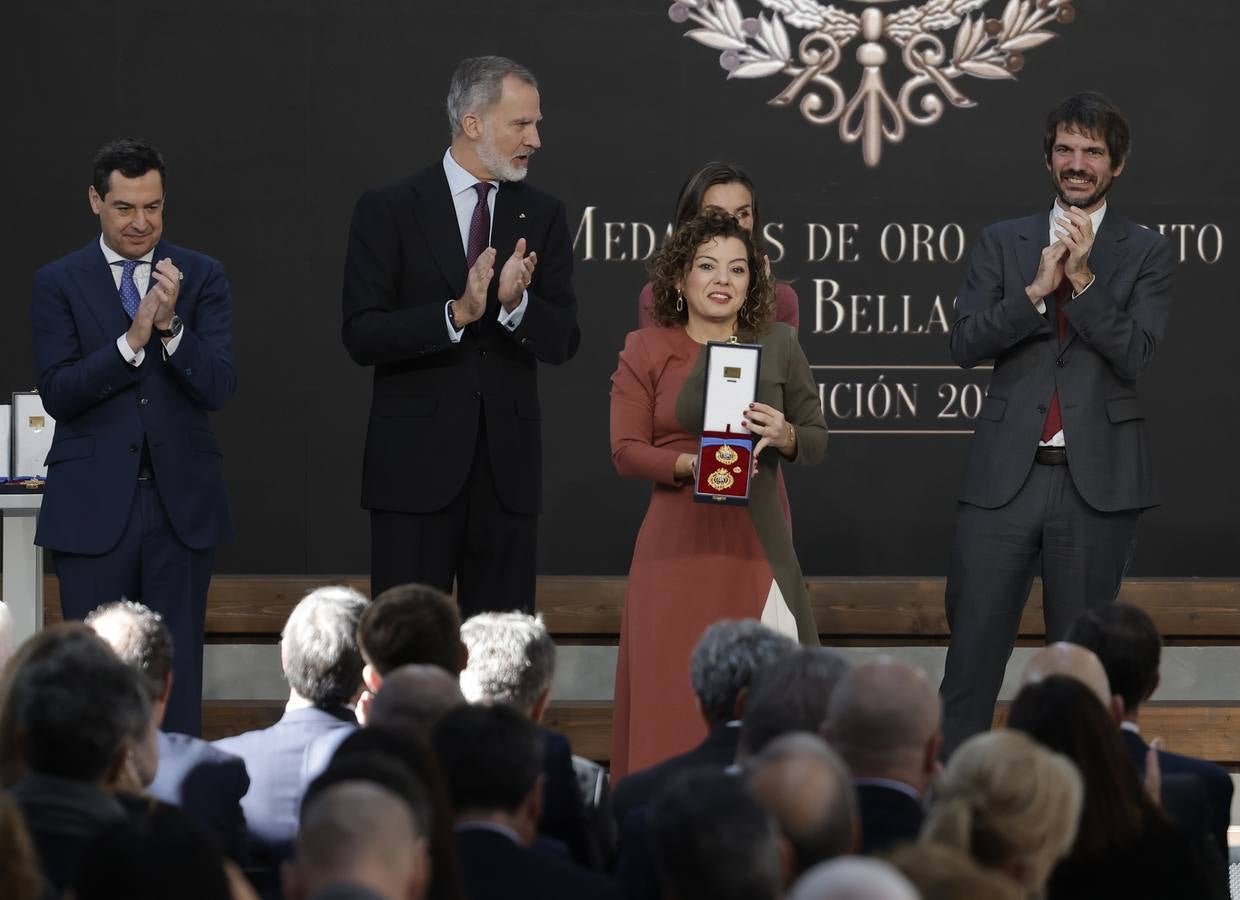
[284,780,430,900]
[460,611,599,867]
[747,732,858,883]
[6,623,151,893]
[87,600,249,861]
[612,619,796,822]
[821,656,941,854]
[788,858,920,900]
[213,585,368,866]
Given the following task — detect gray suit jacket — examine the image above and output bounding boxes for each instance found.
[950,210,1173,512]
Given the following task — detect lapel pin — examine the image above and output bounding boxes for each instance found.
[518,213,527,219]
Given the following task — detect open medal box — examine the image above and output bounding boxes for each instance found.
[694,340,762,506]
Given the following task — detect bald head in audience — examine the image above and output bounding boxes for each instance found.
[823,657,940,794]
[787,858,919,900]
[1022,642,1118,718]
[368,664,465,733]
[285,780,429,900]
[747,732,858,879]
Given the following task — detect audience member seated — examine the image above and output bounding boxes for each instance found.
[738,646,849,760]
[649,769,784,900]
[318,729,464,900]
[4,623,150,893]
[885,842,1024,900]
[612,619,795,823]
[746,733,857,881]
[786,858,919,900]
[921,729,1081,896]
[368,664,465,734]
[1008,675,1227,900]
[358,584,466,692]
[285,781,430,900]
[431,704,619,900]
[1021,641,1118,714]
[88,599,250,861]
[822,657,940,854]
[72,798,241,900]
[0,790,43,900]
[214,586,368,866]
[1068,602,1234,857]
[460,611,599,867]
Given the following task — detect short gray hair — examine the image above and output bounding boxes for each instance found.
[86,600,174,696]
[446,55,537,137]
[282,586,369,708]
[690,620,797,724]
[459,612,555,714]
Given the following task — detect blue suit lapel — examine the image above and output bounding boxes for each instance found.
[67,240,132,342]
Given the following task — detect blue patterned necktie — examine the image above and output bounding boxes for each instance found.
[116,259,141,319]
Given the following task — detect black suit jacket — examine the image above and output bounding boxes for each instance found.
[148,729,249,861]
[950,210,1173,512]
[538,727,596,868]
[855,782,924,855]
[341,162,579,515]
[611,724,740,826]
[455,826,619,900]
[1121,728,1232,858]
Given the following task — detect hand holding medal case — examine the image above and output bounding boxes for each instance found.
[694,340,761,505]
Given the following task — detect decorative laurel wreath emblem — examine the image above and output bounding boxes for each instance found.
[668,0,1078,166]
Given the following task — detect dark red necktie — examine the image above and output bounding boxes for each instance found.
[1039,281,1072,442]
[466,182,493,268]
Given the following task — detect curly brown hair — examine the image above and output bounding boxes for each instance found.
[648,209,775,340]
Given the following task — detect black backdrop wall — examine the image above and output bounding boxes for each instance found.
[5,0,1236,577]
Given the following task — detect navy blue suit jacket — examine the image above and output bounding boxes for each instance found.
[612,724,740,826]
[456,826,620,900]
[213,706,357,851]
[31,238,236,553]
[855,783,924,855]
[148,730,249,861]
[1121,727,1232,858]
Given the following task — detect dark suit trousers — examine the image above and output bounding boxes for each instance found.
[940,461,1138,756]
[54,480,213,736]
[370,410,537,616]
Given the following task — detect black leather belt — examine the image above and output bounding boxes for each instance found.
[1035,446,1067,466]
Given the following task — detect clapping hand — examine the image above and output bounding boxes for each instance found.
[497,238,537,310]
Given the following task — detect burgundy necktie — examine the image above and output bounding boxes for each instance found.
[1039,281,1072,442]
[466,182,493,268]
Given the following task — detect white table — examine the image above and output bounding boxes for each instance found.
[0,492,43,646]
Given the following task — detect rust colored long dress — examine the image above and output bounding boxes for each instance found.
[609,323,827,778]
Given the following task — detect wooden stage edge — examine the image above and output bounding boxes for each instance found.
[204,699,1240,768]
[36,575,1240,641]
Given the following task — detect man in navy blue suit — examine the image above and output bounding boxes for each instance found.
[1069,603,1234,858]
[31,138,236,736]
[86,599,249,862]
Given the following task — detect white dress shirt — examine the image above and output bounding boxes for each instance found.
[100,235,183,365]
[441,148,528,341]
[1037,201,1106,447]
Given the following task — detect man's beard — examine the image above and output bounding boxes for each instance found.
[477,132,530,183]
[1053,168,1111,209]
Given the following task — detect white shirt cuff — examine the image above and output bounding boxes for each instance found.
[1071,275,1095,299]
[498,291,528,330]
[162,330,184,356]
[1035,298,1047,315]
[445,300,465,343]
[117,334,144,367]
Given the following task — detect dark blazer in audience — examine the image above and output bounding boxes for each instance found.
[148,729,249,861]
[539,727,597,867]
[456,825,620,900]
[1121,727,1232,858]
[7,773,127,893]
[612,724,739,825]
[213,705,356,851]
[855,782,924,855]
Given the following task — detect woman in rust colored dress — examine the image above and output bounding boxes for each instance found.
[609,209,827,778]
